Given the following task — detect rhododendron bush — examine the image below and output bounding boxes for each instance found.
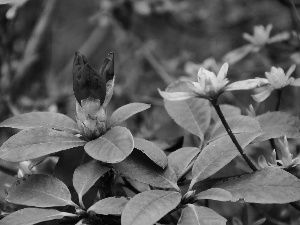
[1,1,300,225]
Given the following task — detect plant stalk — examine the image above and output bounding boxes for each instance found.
[211,98,258,172]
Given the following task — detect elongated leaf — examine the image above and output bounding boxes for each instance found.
[108,103,151,127]
[0,112,80,133]
[209,115,261,142]
[113,150,179,191]
[254,112,300,142]
[0,208,77,225]
[195,188,233,201]
[88,197,128,215]
[7,174,75,207]
[0,128,86,162]
[134,137,168,169]
[121,190,181,225]
[190,132,261,190]
[214,167,300,203]
[164,81,211,140]
[73,160,110,206]
[178,204,227,225]
[85,126,133,163]
[168,147,200,178]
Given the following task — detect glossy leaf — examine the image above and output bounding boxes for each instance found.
[85,126,134,163]
[0,208,77,225]
[168,147,200,178]
[7,174,75,207]
[190,132,261,190]
[214,167,300,203]
[0,112,80,133]
[164,81,211,140]
[178,204,227,225]
[108,103,151,127]
[195,188,233,201]
[54,146,90,187]
[209,115,261,142]
[88,197,128,215]
[0,128,86,162]
[121,190,181,225]
[254,112,300,142]
[134,137,168,169]
[73,160,110,206]
[113,150,179,191]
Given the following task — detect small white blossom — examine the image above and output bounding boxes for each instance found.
[159,63,268,101]
[243,24,290,52]
[252,65,300,102]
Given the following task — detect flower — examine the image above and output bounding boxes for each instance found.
[159,62,268,101]
[258,136,300,169]
[73,52,115,139]
[252,65,299,102]
[243,24,290,52]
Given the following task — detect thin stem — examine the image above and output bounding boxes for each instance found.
[270,89,282,159]
[211,99,258,172]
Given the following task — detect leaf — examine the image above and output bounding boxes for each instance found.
[7,174,75,207]
[164,81,211,140]
[73,160,110,206]
[190,132,261,190]
[121,190,181,225]
[168,147,200,178]
[0,112,80,133]
[113,150,179,191]
[134,137,168,169]
[88,197,128,215]
[0,208,77,225]
[211,104,241,121]
[85,126,134,163]
[0,128,86,162]
[195,188,233,201]
[209,115,261,142]
[54,146,91,187]
[178,204,227,225]
[108,103,151,127]
[213,167,300,203]
[254,112,300,142]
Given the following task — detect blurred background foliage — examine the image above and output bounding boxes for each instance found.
[1,0,300,224]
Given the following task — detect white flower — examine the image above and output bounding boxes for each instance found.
[252,65,300,102]
[159,63,268,101]
[243,24,290,52]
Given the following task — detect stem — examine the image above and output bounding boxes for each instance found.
[211,99,258,172]
[269,89,282,159]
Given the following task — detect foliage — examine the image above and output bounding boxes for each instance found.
[1,1,300,225]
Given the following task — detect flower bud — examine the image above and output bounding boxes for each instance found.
[76,98,107,140]
[73,52,107,105]
[182,190,196,204]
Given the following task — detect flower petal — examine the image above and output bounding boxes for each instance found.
[217,63,229,80]
[222,44,253,65]
[286,64,296,79]
[158,89,198,101]
[225,78,269,91]
[290,78,300,87]
[251,86,273,102]
[243,33,255,44]
[268,32,290,44]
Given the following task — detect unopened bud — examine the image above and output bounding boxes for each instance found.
[182,190,196,204]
